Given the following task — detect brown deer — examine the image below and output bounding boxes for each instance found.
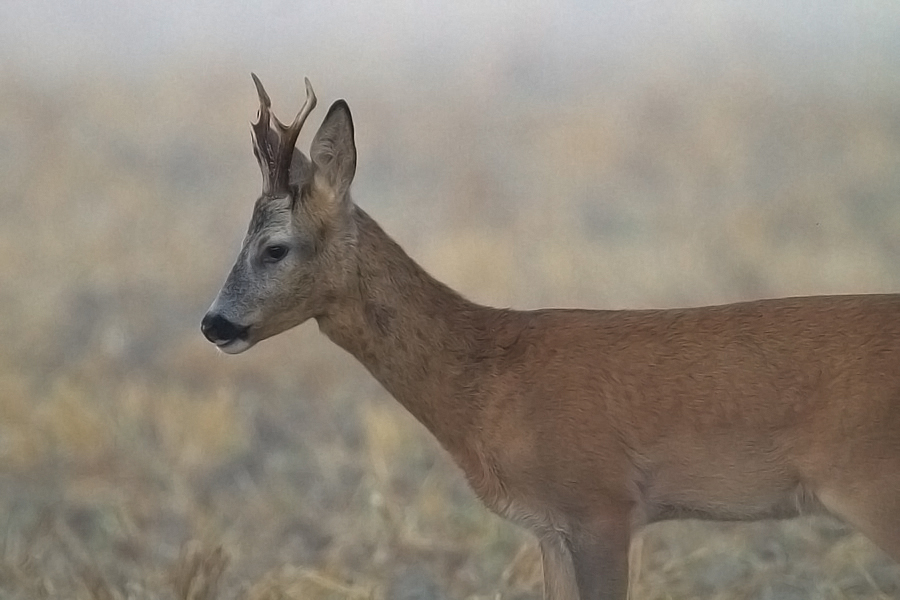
[202,75,900,600]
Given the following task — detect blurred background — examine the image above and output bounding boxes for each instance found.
[2,1,900,598]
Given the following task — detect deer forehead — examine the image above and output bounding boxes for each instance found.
[246,195,295,236]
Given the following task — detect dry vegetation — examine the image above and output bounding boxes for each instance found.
[2,57,900,599]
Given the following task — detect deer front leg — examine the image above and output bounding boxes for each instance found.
[539,518,630,600]
[566,517,631,600]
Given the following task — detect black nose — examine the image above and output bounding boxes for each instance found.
[201,312,248,344]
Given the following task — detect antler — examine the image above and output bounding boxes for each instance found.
[250,74,317,195]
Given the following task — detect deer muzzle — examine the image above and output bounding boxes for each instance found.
[201,312,251,354]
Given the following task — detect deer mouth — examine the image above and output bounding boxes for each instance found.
[214,336,253,354]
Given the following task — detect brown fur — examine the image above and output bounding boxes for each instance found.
[204,78,900,600]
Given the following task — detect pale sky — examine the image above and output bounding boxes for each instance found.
[2,0,898,87]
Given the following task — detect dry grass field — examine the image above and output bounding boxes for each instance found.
[2,38,900,599]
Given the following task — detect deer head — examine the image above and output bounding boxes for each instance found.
[201,75,358,353]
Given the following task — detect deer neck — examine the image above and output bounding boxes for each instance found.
[316,207,494,460]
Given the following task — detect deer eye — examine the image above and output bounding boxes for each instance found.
[263,244,289,263]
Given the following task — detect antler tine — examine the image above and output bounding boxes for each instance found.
[269,77,317,195]
[250,72,272,135]
[249,73,278,193]
[276,78,317,153]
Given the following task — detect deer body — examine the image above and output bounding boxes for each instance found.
[202,77,900,600]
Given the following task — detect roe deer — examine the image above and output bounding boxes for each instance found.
[202,75,900,600]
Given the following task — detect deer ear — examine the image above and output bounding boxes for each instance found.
[310,100,356,200]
